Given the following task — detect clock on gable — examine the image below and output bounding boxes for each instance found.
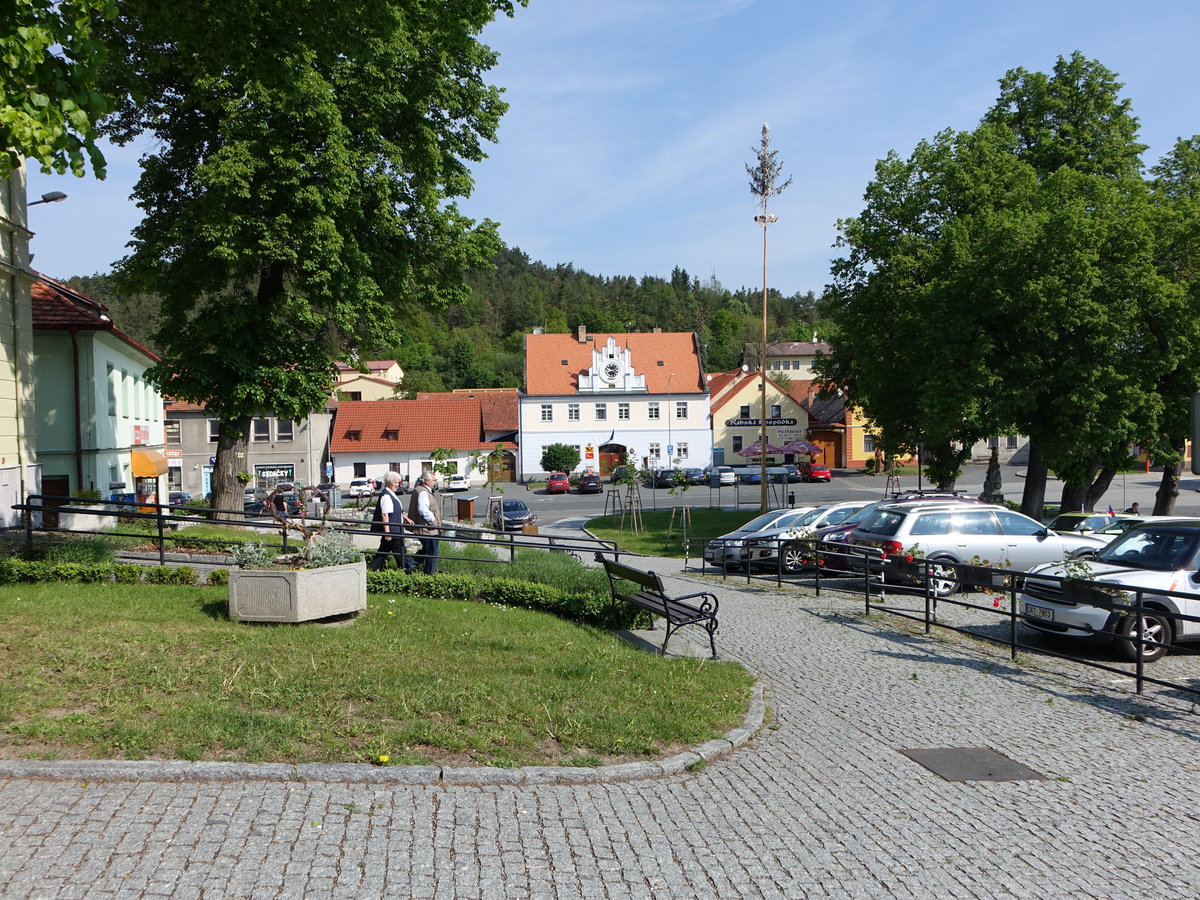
[603,362,620,382]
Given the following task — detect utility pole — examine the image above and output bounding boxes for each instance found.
[747,123,791,512]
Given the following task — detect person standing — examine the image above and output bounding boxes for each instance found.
[406,469,442,575]
[367,472,410,571]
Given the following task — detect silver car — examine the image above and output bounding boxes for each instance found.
[847,502,1109,596]
[704,507,816,570]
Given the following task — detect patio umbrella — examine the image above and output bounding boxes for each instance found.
[782,439,823,455]
[739,438,785,457]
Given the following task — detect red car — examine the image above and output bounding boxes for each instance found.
[546,471,571,494]
[803,464,831,483]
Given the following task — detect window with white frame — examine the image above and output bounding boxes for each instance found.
[540,404,553,422]
[770,404,782,418]
[106,365,117,416]
[677,442,688,459]
[1007,435,1019,449]
[276,419,294,442]
[732,435,743,452]
[648,443,660,459]
[618,402,630,420]
[739,405,750,417]
[675,401,687,420]
[568,403,579,422]
[988,436,999,449]
[252,418,271,442]
[863,433,876,452]
[207,419,221,443]
[595,403,607,422]
[648,402,660,420]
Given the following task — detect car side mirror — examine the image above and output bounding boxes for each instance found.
[1192,570,1200,586]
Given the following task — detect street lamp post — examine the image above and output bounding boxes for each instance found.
[28,191,67,206]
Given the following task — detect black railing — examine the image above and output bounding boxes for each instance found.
[697,534,1200,699]
[12,494,620,571]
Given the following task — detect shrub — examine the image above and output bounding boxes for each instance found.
[144,565,198,585]
[113,564,144,584]
[228,541,277,569]
[206,568,230,586]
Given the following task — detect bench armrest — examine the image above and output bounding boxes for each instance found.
[670,590,719,613]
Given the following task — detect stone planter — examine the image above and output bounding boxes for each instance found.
[228,561,367,624]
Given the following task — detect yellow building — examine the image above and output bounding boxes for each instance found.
[707,368,809,465]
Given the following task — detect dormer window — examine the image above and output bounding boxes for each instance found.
[346,429,362,441]
[383,429,398,441]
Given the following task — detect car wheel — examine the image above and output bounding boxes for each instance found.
[781,542,810,573]
[1115,610,1172,663]
[926,558,960,597]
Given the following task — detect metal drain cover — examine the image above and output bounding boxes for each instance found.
[898,747,1045,782]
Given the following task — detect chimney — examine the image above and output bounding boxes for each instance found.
[577,325,587,343]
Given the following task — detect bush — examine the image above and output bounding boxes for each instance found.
[113,564,144,584]
[144,565,198,585]
[206,568,229,586]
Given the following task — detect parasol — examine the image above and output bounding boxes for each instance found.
[739,438,785,457]
[782,439,823,456]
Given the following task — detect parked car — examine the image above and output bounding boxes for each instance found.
[546,471,571,494]
[1046,511,1141,538]
[705,465,738,486]
[772,501,873,571]
[815,494,986,572]
[168,490,191,506]
[651,468,682,488]
[801,463,831,483]
[578,473,603,494]
[494,499,535,531]
[847,502,1108,596]
[348,477,375,497]
[1020,518,1200,662]
[446,474,470,492]
[704,507,816,570]
[783,464,803,483]
[610,465,635,484]
[682,467,706,485]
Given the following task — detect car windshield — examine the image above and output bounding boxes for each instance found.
[503,501,527,512]
[1096,526,1200,571]
[737,511,794,533]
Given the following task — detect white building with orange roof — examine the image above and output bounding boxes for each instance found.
[330,395,506,490]
[520,327,711,477]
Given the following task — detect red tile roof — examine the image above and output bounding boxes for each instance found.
[524,331,703,395]
[31,274,160,362]
[708,368,799,414]
[415,390,519,432]
[331,398,497,453]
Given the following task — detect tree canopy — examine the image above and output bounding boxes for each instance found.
[97,0,523,510]
[1,0,115,178]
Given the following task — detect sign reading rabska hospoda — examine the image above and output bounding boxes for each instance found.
[725,417,797,427]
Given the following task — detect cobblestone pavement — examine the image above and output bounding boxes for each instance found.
[3,537,1200,898]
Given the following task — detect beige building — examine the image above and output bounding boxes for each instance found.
[334,360,403,401]
[743,338,831,380]
[0,165,41,526]
[707,368,809,466]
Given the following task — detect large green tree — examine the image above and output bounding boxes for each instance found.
[99,0,522,512]
[1,0,115,178]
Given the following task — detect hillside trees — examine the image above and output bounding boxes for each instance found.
[98,0,522,514]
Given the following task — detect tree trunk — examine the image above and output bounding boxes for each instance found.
[212,415,252,521]
[1084,466,1117,511]
[1019,441,1048,519]
[1154,442,1184,515]
[1059,482,1087,515]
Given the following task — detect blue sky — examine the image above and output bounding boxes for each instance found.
[26,0,1200,298]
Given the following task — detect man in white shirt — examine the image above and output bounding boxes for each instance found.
[367,472,410,571]
[405,469,442,575]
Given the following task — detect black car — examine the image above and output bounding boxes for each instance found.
[495,499,535,531]
[578,474,603,494]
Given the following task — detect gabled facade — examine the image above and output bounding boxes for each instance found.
[0,166,40,525]
[31,275,166,502]
[707,368,809,466]
[330,395,506,489]
[520,327,711,476]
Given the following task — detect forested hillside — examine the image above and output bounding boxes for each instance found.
[66,244,830,390]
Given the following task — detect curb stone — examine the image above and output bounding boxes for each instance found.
[0,682,766,786]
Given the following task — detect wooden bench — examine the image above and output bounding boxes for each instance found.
[598,554,720,659]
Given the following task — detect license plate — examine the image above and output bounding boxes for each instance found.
[1024,604,1054,621]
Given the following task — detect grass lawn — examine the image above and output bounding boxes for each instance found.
[0,582,754,768]
[586,508,762,558]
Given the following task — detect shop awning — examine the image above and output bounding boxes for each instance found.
[131,448,168,478]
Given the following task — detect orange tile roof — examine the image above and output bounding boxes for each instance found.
[707,368,800,414]
[414,390,518,432]
[331,398,497,453]
[31,273,160,362]
[524,331,703,395]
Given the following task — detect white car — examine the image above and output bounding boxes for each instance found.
[773,501,874,571]
[348,478,375,497]
[445,474,469,492]
[1021,519,1200,662]
[706,465,738,486]
[704,507,816,570]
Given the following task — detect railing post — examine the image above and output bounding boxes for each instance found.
[1133,589,1145,696]
[24,495,34,556]
[156,502,166,565]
